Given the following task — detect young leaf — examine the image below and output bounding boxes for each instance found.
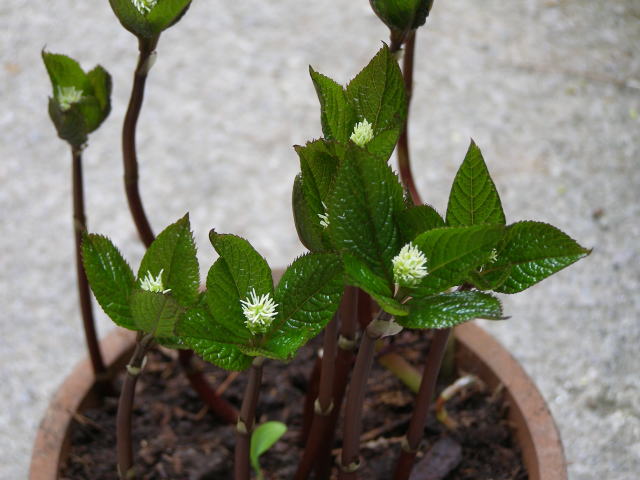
[345,45,407,135]
[205,258,253,340]
[138,214,200,307]
[42,52,112,146]
[309,68,356,143]
[446,141,506,227]
[479,221,590,294]
[184,337,253,371]
[250,421,287,480]
[411,225,504,295]
[370,0,434,34]
[343,255,408,316]
[130,289,183,337]
[109,0,191,38]
[81,234,136,329]
[208,232,274,300]
[397,204,445,243]
[292,173,325,252]
[292,140,341,251]
[261,253,344,359]
[147,0,192,34]
[399,291,504,329]
[328,147,405,283]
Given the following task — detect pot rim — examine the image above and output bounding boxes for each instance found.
[29,323,566,480]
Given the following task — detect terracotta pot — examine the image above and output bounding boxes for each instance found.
[29,323,566,480]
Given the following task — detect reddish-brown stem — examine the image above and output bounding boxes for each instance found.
[313,286,359,480]
[122,36,231,418]
[294,316,339,480]
[122,36,159,248]
[299,355,321,444]
[338,310,393,479]
[393,31,422,205]
[117,333,153,479]
[71,146,108,387]
[177,349,238,424]
[235,357,264,480]
[392,328,452,480]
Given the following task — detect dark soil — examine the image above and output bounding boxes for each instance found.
[60,332,527,480]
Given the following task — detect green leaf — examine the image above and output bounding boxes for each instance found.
[399,291,504,329]
[203,232,272,340]
[176,307,252,370]
[296,140,339,203]
[309,68,356,143]
[81,234,136,329]
[184,337,252,371]
[370,0,433,32]
[138,214,200,307]
[397,204,445,243]
[292,173,325,252]
[204,258,252,340]
[446,141,506,227]
[327,146,405,282]
[130,289,183,337]
[250,421,287,480]
[47,98,87,147]
[108,0,152,38]
[343,255,408,316]
[345,45,407,135]
[261,253,344,359]
[209,232,274,300]
[42,52,112,146]
[147,0,192,34]
[365,126,401,163]
[411,225,504,295]
[292,140,340,251]
[109,0,191,38]
[479,221,590,294]
[42,51,90,93]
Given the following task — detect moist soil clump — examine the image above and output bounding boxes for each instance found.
[61,331,527,479]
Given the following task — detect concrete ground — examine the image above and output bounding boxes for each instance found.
[1,0,638,478]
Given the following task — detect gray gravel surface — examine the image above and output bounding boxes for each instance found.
[1,1,638,479]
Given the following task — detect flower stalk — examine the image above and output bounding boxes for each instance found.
[392,328,452,480]
[71,145,108,389]
[117,332,154,479]
[235,356,265,480]
[122,36,159,248]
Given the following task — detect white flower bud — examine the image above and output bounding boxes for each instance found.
[131,0,158,15]
[392,243,428,287]
[56,86,84,111]
[350,119,374,147]
[240,288,278,334]
[139,268,171,294]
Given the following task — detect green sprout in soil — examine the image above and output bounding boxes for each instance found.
[44,1,590,479]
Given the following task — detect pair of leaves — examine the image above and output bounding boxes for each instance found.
[310,45,407,158]
[108,0,192,39]
[177,233,344,370]
[82,214,199,344]
[42,52,111,147]
[445,141,589,293]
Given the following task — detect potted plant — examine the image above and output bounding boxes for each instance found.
[32,1,589,479]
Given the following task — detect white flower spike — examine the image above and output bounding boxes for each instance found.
[56,86,84,111]
[139,269,171,294]
[241,288,278,334]
[131,0,158,15]
[392,242,428,287]
[350,119,374,147]
[318,201,330,229]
